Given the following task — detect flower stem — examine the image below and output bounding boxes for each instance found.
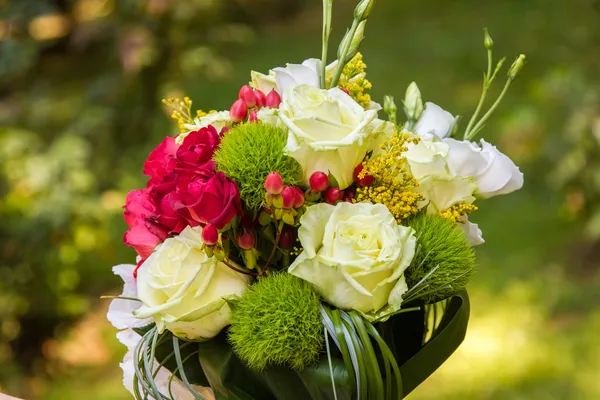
[466,77,513,141]
[464,48,493,139]
[223,259,258,277]
[321,0,333,88]
[260,219,282,276]
[330,18,360,88]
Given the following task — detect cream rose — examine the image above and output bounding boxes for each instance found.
[133,226,250,340]
[178,110,231,144]
[288,202,416,320]
[278,84,379,189]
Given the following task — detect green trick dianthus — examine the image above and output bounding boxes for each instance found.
[213,123,302,210]
[404,213,476,303]
[228,273,323,371]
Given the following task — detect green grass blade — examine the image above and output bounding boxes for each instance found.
[324,326,339,400]
[143,328,171,399]
[172,336,207,400]
[363,322,403,399]
[339,313,367,400]
[349,311,384,400]
[323,306,357,395]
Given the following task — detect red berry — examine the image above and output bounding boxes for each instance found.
[236,230,255,250]
[238,85,257,108]
[265,90,282,108]
[249,109,259,123]
[340,88,350,95]
[324,188,342,204]
[264,172,284,195]
[293,187,305,208]
[230,99,248,123]
[309,171,329,192]
[202,224,219,246]
[353,164,374,186]
[255,90,266,108]
[281,186,296,209]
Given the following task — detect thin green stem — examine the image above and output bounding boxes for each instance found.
[464,49,493,139]
[466,77,513,141]
[350,312,384,399]
[324,327,339,400]
[330,19,360,88]
[321,0,333,88]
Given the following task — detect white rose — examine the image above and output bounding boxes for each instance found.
[444,138,524,198]
[289,202,417,320]
[278,84,379,189]
[178,111,231,144]
[251,58,323,94]
[413,102,459,139]
[133,226,250,340]
[107,264,215,400]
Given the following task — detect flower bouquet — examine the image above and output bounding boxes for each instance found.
[106,1,526,398]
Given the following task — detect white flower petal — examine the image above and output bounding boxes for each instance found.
[107,264,152,330]
[414,102,458,139]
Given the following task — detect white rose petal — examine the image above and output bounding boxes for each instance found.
[251,70,277,94]
[289,202,416,320]
[134,225,250,340]
[413,102,459,139]
[273,58,322,93]
[178,111,231,144]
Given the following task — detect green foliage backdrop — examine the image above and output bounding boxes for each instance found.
[1,0,599,399]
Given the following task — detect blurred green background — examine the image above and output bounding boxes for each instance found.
[1,0,599,399]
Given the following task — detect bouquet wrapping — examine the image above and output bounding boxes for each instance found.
[106,1,525,398]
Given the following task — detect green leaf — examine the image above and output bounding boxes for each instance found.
[398,290,470,397]
[348,312,384,399]
[297,358,352,400]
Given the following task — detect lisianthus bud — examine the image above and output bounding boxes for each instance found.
[354,0,374,21]
[264,172,284,195]
[338,20,365,61]
[508,54,526,80]
[202,224,219,246]
[230,99,248,123]
[239,85,257,108]
[249,110,259,123]
[483,28,493,50]
[383,95,397,122]
[281,186,296,209]
[309,171,329,192]
[324,188,342,204]
[353,164,374,186]
[293,187,305,208]
[237,230,255,250]
[255,90,266,108]
[404,82,424,121]
[265,90,282,109]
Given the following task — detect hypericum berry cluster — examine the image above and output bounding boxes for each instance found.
[230,85,282,123]
[263,172,305,225]
[308,171,359,205]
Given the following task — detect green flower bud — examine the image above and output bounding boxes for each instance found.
[338,21,366,61]
[354,0,375,21]
[508,54,526,79]
[483,28,493,50]
[383,95,397,122]
[404,81,424,121]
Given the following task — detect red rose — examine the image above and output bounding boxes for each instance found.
[175,171,242,230]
